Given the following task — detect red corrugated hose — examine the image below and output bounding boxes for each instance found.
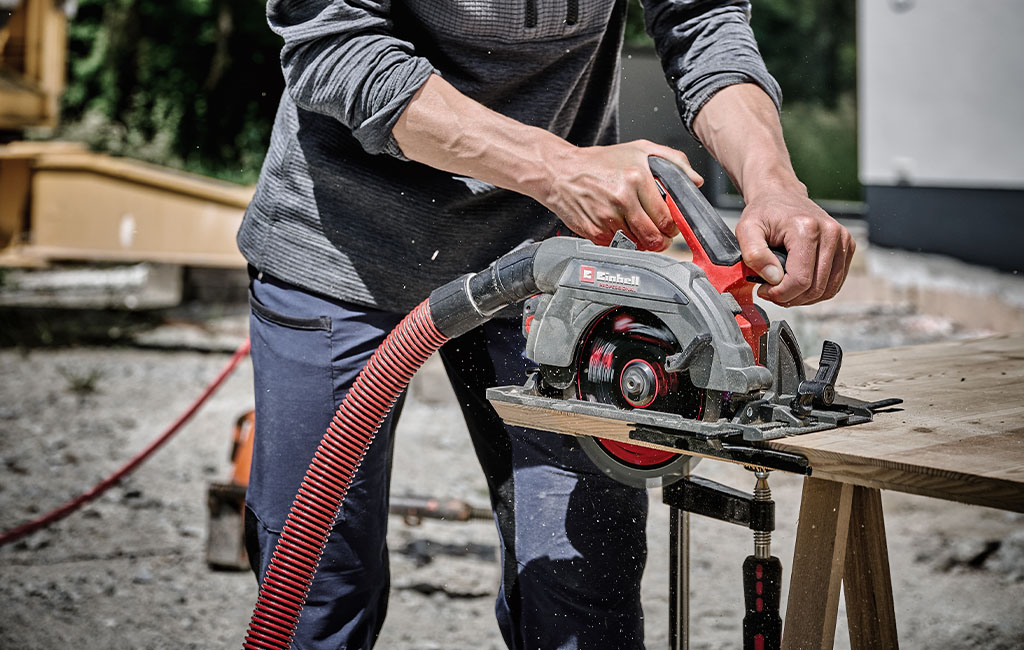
[242,299,448,650]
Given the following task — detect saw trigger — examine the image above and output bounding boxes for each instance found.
[609,230,637,250]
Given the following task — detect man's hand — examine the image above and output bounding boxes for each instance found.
[737,190,855,306]
[542,140,700,252]
[693,83,856,306]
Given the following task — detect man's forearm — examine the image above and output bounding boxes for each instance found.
[694,83,855,306]
[393,74,699,251]
[393,74,571,204]
[692,83,805,203]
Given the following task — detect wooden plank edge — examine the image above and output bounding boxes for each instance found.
[804,466,1024,514]
[491,400,803,472]
[17,245,246,269]
[31,153,255,207]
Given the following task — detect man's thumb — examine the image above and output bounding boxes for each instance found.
[737,224,784,286]
[754,254,784,285]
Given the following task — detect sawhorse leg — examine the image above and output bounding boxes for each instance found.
[843,484,899,649]
[781,478,898,650]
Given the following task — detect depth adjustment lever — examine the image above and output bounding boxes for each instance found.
[791,340,843,415]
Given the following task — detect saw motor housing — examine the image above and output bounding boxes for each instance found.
[524,236,777,398]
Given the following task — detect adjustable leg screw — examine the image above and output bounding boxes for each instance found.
[743,469,782,650]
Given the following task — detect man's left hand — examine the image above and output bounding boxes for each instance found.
[736,191,855,306]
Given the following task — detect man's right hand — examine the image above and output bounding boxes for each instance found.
[540,140,702,252]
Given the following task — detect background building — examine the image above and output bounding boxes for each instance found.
[859,0,1023,272]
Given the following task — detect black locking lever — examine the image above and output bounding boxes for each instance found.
[791,340,843,415]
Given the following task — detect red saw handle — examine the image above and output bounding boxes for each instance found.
[648,156,781,361]
[648,156,786,285]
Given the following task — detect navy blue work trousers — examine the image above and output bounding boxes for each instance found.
[244,271,649,649]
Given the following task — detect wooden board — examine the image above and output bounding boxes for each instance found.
[0,0,67,129]
[489,399,755,469]
[491,333,1024,513]
[768,333,1024,512]
[0,147,252,268]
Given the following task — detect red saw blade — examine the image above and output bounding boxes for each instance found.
[576,308,706,471]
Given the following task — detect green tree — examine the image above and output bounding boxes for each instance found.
[60,0,282,183]
[749,0,857,108]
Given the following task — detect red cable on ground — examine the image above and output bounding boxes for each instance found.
[0,338,252,547]
[243,299,448,650]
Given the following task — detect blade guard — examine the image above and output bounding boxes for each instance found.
[648,156,777,362]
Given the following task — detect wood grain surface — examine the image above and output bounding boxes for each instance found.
[768,333,1024,512]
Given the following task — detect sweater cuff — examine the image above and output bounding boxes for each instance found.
[680,70,783,139]
[352,57,437,159]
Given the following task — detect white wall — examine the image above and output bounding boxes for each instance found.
[859,0,1024,189]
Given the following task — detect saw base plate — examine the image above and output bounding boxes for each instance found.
[487,383,899,476]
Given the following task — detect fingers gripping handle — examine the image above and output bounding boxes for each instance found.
[647,156,786,279]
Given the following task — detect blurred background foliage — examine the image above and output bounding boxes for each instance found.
[750,0,860,201]
[56,0,283,184]
[51,0,859,199]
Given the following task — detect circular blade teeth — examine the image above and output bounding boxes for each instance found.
[574,307,709,485]
[578,437,695,489]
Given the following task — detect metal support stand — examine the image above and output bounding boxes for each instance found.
[664,469,780,650]
[668,498,689,650]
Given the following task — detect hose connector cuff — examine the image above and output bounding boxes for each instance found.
[429,242,540,338]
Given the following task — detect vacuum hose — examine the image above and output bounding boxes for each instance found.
[243,243,540,650]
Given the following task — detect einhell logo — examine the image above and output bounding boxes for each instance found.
[579,265,640,292]
[597,271,640,287]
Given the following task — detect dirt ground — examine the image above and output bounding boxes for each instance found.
[2,252,1024,649]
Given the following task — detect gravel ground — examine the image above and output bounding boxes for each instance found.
[2,284,1023,649]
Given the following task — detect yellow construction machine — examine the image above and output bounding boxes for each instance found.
[0,0,249,270]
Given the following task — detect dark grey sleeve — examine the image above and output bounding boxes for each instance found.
[642,0,783,137]
[267,0,436,157]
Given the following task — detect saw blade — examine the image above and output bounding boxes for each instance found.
[575,308,713,488]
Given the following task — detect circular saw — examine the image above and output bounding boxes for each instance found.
[487,156,898,487]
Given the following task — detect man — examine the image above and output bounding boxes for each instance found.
[238,2,855,648]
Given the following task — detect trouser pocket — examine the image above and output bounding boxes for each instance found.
[246,278,335,533]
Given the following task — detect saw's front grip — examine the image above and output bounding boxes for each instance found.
[647,156,786,286]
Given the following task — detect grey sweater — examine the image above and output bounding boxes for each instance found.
[237,0,781,313]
